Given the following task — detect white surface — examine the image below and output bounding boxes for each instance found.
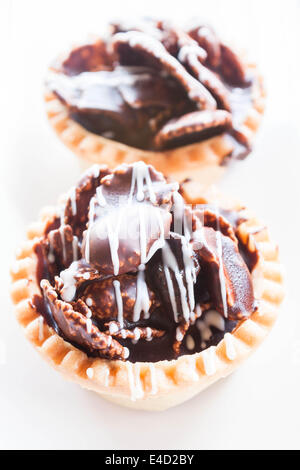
[1,0,300,450]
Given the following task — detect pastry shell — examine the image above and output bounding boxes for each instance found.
[44,60,265,184]
[10,186,284,411]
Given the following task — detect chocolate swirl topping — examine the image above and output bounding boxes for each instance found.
[47,18,258,157]
[33,162,259,362]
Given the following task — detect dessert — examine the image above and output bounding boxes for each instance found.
[45,19,265,182]
[10,162,283,410]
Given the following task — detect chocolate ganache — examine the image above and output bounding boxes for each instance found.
[33,162,259,362]
[47,18,260,157]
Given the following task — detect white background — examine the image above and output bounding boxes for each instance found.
[1,0,300,450]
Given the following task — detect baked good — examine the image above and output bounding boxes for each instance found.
[45,19,265,182]
[10,162,283,410]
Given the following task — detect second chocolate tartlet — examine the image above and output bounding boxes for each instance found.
[45,19,265,182]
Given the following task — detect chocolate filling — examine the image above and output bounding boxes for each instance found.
[47,18,259,158]
[32,162,259,362]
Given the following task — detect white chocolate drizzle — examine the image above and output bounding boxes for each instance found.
[127,363,136,401]
[164,265,178,322]
[84,196,96,264]
[158,191,197,325]
[59,229,67,265]
[83,167,104,263]
[195,303,202,319]
[96,185,107,207]
[144,207,165,262]
[113,31,207,110]
[202,347,216,376]
[38,316,44,341]
[104,368,110,387]
[127,363,144,401]
[86,318,92,334]
[50,206,79,265]
[188,356,199,381]
[85,306,92,334]
[48,233,55,263]
[180,235,196,312]
[72,236,78,261]
[172,191,185,236]
[224,333,236,361]
[109,322,119,334]
[138,204,147,264]
[51,67,154,97]
[176,327,184,342]
[196,310,225,343]
[105,162,167,334]
[113,280,124,335]
[106,213,122,276]
[149,364,158,395]
[89,164,101,178]
[64,163,211,362]
[172,191,191,240]
[162,242,190,322]
[186,334,195,351]
[132,327,141,344]
[214,207,228,318]
[128,161,156,204]
[189,312,196,324]
[205,310,225,330]
[133,264,150,322]
[59,261,79,302]
[86,367,94,379]
[69,186,77,215]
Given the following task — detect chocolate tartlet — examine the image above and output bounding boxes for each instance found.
[45,19,265,182]
[10,163,283,410]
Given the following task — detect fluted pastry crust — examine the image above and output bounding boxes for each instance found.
[44,57,265,183]
[10,183,283,410]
